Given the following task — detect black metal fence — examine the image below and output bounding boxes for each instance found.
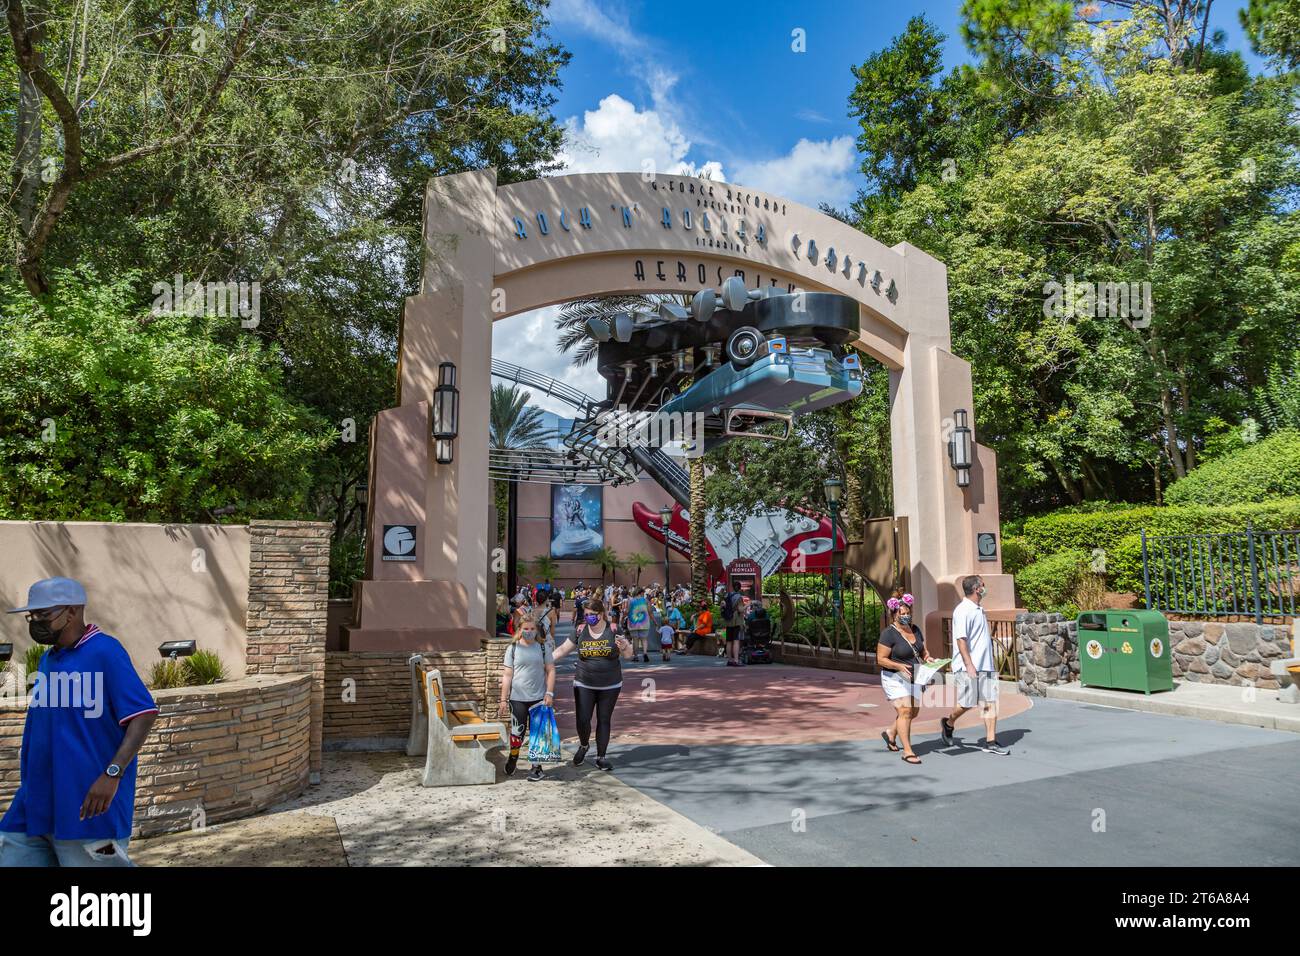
[1142,525,1300,622]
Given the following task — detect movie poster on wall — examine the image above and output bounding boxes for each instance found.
[551,484,603,559]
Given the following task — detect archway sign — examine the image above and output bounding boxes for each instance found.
[342,170,1013,652]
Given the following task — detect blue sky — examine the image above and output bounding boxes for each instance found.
[495,0,1268,410]
[543,0,1265,211]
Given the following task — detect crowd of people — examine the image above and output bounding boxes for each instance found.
[494,576,773,779]
[497,572,1007,779]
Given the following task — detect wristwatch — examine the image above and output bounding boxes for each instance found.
[105,764,122,778]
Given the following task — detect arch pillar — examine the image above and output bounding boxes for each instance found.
[888,242,1013,643]
[343,171,496,651]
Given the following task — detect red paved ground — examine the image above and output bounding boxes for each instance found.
[551,661,1031,746]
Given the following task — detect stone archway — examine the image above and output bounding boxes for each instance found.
[343,169,1012,652]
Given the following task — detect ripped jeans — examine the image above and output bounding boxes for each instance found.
[0,830,132,867]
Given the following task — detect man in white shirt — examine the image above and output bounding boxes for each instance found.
[940,575,1009,755]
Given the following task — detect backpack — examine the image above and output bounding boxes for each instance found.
[724,592,743,625]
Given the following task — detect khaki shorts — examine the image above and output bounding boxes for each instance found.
[954,670,999,709]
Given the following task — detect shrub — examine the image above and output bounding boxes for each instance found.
[1165,429,1300,506]
[764,572,828,594]
[1001,535,1037,575]
[1015,549,1092,617]
[149,660,187,689]
[24,644,48,681]
[182,650,228,685]
[1020,496,1300,593]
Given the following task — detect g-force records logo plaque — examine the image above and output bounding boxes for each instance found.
[382,525,417,562]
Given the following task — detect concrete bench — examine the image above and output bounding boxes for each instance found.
[406,655,506,786]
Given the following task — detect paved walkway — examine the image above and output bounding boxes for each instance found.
[603,698,1300,866]
[1046,679,1300,733]
[134,749,761,867]
[135,624,1300,866]
[551,654,1031,746]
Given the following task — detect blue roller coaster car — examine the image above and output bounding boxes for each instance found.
[659,337,862,443]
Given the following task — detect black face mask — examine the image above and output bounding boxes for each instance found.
[28,610,64,645]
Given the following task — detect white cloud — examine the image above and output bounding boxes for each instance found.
[731,136,858,210]
[491,305,602,418]
[557,93,726,180]
[548,0,643,55]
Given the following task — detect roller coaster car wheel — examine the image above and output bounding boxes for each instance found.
[726,326,764,368]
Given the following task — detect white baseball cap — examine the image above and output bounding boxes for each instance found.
[7,577,88,613]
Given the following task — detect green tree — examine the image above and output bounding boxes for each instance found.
[0,268,330,521]
[1241,0,1300,68]
[849,10,1300,516]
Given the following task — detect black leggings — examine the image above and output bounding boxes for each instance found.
[508,698,541,765]
[573,686,621,757]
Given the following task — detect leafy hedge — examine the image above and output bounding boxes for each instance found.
[1019,497,1300,594]
[1015,549,1091,617]
[1165,429,1300,506]
[1001,535,1037,575]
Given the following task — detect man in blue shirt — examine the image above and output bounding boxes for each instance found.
[0,577,158,866]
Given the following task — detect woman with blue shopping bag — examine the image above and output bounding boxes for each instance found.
[498,609,557,781]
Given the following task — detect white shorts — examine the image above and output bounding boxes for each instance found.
[954,670,999,708]
[880,669,920,702]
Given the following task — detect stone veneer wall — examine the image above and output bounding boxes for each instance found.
[323,635,512,745]
[244,520,330,776]
[1168,620,1294,689]
[1016,613,1080,695]
[1016,612,1297,696]
[0,674,312,838]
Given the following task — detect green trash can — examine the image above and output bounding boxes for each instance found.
[1076,610,1173,694]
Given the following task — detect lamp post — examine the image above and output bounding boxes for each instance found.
[947,408,972,488]
[433,362,460,465]
[354,478,368,545]
[659,505,673,593]
[824,477,844,630]
[731,518,744,564]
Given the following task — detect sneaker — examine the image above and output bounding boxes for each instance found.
[642,653,650,663]
[505,754,518,776]
[595,756,613,771]
[527,765,544,782]
[573,744,588,766]
[939,717,954,746]
[982,741,1010,756]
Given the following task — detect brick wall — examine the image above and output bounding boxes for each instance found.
[0,674,312,838]
[324,635,515,746]
[245,520,330,776]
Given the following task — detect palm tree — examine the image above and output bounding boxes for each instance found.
[490,383,553,450]
[592,546,621,586]
[490,383,555,596]
[531,554,558,586]
[625,552,653,586]
[689,457,708,600]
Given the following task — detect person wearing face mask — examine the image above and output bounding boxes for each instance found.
[498,609,556,782]
[1,578,158,866]
[552,598,632,771]
[940,574,1009,755]
[876,589,932,764]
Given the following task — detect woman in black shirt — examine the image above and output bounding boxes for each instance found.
[877,590,933,765]
[553,598,633,771]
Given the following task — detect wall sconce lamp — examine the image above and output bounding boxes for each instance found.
[159,640,197,660]
[947,409,973,488]
[433,362,460,465]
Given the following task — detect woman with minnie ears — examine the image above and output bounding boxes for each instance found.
[876,589,933,765]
